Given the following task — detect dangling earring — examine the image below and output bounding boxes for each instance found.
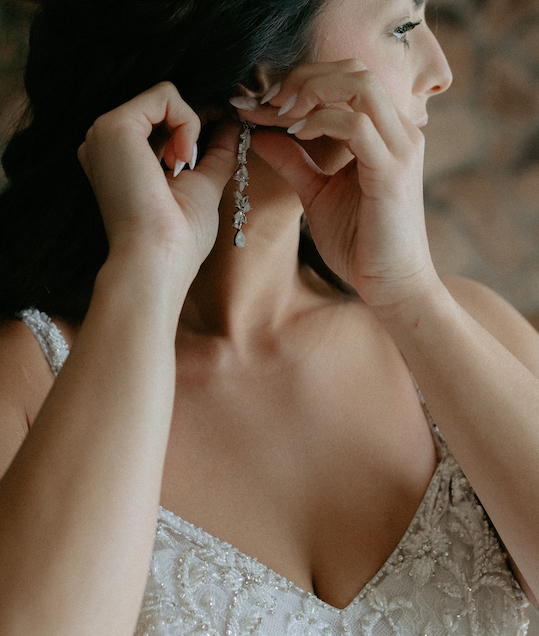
[232,118,255,247]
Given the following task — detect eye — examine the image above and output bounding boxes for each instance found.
[391,20,422,47]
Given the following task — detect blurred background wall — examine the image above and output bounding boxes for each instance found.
[423,0,539,327]
[1,0,539,326]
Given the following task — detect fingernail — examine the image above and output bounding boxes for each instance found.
[287,119,307,135]
[229,96,258,111]
[278,94,298,116]
[189,143,198,170]
[173,158,186,177]
[260,82,281,105]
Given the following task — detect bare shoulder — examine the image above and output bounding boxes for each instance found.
[441,275,539,376]
[0,319,55,476]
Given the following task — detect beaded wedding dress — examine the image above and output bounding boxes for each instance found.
[19,308,531,636]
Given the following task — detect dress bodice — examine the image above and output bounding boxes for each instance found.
[18,308,531,635]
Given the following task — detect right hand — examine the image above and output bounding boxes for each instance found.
[233,61,437,310]
[78,82,238,276]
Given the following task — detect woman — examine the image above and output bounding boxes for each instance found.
[0,0,538,634]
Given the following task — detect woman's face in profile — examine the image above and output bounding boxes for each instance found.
[315,0,453,125]
[287,0,452,175]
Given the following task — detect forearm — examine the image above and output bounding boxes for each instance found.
[0,252,189,636]
[374,282,539,596]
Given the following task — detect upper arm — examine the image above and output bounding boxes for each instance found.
[0,320,54,478]
[442,275,539,378]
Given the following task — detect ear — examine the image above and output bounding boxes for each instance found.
[233,64,279,99]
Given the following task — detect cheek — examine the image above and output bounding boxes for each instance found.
[366,60,411,110]
[317,35,412,112]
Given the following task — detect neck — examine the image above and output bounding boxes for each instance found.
[179,153,311,341]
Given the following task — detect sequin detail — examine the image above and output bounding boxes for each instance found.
[18,308,69,376]
[134,450,529,636]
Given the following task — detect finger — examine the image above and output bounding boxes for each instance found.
[167,120,240,199]
[111,81,201,166]
[233,63,408,155]
[229,63,368,130]
[229,61,370,129]
[163,130,196,175]
[267,59,369,108]
[249,128,329,209]
[77,141,90,177]
[287,109,390,171]
[127,82,199,132]
[283,75,409,156]
[396,107,426,146]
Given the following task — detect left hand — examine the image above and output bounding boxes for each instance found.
[232,59,439,308]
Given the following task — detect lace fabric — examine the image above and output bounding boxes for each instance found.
[18,309,531,635]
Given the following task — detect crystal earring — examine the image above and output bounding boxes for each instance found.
[232,118,255,247]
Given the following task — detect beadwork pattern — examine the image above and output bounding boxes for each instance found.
[134,449,529,636]
[19,309,531,635]
[18,308,69,376]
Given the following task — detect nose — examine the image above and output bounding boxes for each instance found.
[415,27,453,97]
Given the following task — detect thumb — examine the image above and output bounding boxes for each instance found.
[194,120,241,193]
[249,128,329,209]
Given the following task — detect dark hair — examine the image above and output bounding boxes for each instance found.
[0,0,352,323]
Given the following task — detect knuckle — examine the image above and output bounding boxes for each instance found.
[302,76,320,97]
[283,65,309,90]
[357,69,378,89]
[91,112,113,133]
[153,80,179,97]
[76,142,86,163]
[341,58,367,73]
[353,111,371,129]
[86,111,129,144]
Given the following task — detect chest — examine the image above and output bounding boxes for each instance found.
[159,337,438,608]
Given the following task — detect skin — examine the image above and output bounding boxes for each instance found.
[0,0,539,633]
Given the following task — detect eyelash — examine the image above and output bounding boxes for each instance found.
[391,20,422,47]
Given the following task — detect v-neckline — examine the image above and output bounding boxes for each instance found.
[157,444,448,614]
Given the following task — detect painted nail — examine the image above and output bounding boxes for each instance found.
[278,94,298,116]
[260,82,281,105]
[229,96,258,111]
[173,158,186,177]
[189,143,198,170]
[287,119,307,135]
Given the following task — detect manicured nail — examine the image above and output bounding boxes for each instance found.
[229,96,258,111]
[287,119,307,135]
[260,82,281,105]
[278,94,298,116]
[189,143,198,170]
[173,158,186,177]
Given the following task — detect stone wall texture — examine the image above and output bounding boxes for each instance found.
[421,0,539,325]
[2,0,539,324]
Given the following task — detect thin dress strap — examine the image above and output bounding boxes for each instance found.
[409,370,448,457]
[17,308,70,377]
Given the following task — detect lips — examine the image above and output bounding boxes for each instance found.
[416,115,429,128]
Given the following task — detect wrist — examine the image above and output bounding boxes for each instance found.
[95,246,196,332]
[370,275,456,335]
